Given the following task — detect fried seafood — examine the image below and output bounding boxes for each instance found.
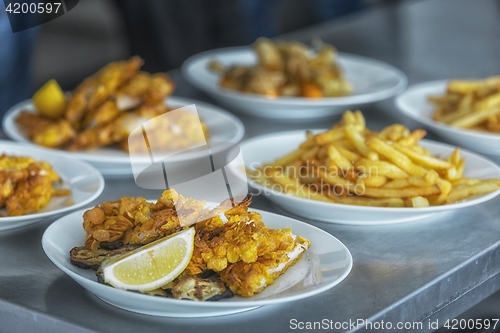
[16,57,209,152]
[210,38,352,98]
[0,154,69,216]
[71,189,311,299]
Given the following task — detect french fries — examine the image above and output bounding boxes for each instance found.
[251,110,500,207]
[430,75,500,134]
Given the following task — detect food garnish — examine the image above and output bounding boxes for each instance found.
[250,110,500,207]
[33,79,67,119]
[430,75,500,133]
[210,38,352,98]
[16,57,209,152]
[70,189,311,300]
[0,154,70,216]
[102,228,195,292]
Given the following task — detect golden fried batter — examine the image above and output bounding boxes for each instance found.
[0,154,68,216]
[80,190,311,297]
[83,189,209,250]
[16,57,207,152]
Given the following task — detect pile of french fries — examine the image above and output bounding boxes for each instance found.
[251,111,500,207]
[430,75,500,133]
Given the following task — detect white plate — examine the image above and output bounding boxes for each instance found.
[2,96,245,176]
[396,80,500,157]
[42,206,352,317]
[230,131,500,225]
[0,141,104,231]
[182,47,407,120]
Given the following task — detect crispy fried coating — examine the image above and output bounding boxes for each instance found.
[16,56,205,152]
[0,154,68,216]
[15,111,75,148]
[218,236,310,297]
[214,38,352,98]
[65,56,143,128]
[80,190,311,298]
[83,189,209,250]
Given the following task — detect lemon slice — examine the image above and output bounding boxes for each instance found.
[102,228,195,292]
[33,79,67,119]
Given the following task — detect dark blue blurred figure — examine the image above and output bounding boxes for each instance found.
[0,2,38,118]
[116,0,364,72]
[239,0,363,42]
[312,0,363,22]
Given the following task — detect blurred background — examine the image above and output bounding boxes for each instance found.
[1,0,402,116]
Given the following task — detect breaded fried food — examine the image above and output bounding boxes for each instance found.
[65,56,144,128]
[219,236,310,297]
[15,111,75,148]
[0,154,68,216]
[15,57,207,153]
[211,38,352,98]
[187,209,310,297]
[83,189,209,250]
[80,190,311,298]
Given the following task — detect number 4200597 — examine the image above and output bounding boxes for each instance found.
[444,318,498,330]
[5,2,62,14]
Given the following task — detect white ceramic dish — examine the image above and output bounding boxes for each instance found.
[42,206,352,317]
[230,131,500,225]
[395,80,500,157]
[0,141,104,231]
[2,96,245,176]
[182,47,407,120]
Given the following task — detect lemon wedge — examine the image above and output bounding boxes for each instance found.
[102,228,195,292]
[33,79,67,119]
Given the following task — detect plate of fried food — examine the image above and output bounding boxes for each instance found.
[42,189,352,317]
[228,111,500,224]
[0,141,104,231]
[182,38,407,120]
[3,57,245,176]
[396,76,500,158]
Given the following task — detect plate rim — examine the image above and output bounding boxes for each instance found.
[182,46,408,106]
[0,140,105,224]
[2,95,246,164]
[236,130,500,215]
[41,206,353,311]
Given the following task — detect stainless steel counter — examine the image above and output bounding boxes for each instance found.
[2,0,500,332]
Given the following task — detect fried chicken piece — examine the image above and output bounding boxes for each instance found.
[83,189,210,250]
[185,211,302,275]
[67,102,169,151]
[15,111,75,148]
[123,104,209,153]
[219,236,310,297]
[0,154,65,216]
[65,56,143,128]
